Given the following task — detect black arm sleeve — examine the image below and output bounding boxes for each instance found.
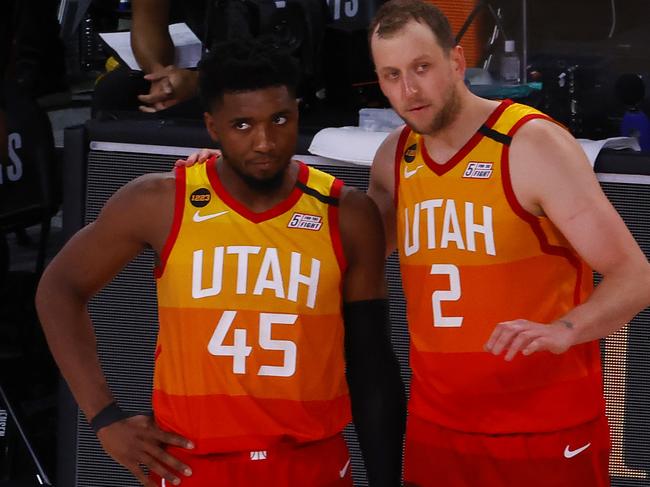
[343,299,406,487]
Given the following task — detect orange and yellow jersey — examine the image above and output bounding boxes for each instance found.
[153,160,350,454]
[395,100,605,434]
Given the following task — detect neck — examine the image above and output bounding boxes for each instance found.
[216,157,298,213]
[421,89,500,155]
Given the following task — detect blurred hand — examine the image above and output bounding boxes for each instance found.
[97,414,194,486]
[138,66,199,113]
[175,148,221,167]
[484,319,576,361]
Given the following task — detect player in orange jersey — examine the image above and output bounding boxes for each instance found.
[36,39,405,487]
[366,1,650,486]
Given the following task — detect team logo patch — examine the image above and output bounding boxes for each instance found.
[403,143,418,163]
[463,162,493,179]
[190,188,211,207]
[250,451,267,461]
[288,212,323,231]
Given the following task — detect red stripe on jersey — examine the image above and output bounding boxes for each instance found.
[393,125,412,207]
[502,114,584,305]
[421,99,513,176]
[155,165,186,279]
[206,159,308,224]
[328,178,347,273]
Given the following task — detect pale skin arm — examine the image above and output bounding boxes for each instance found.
[35,174,195,486]
[485,119,650,360]
[367,128,402,257]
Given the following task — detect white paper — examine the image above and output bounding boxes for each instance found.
[99,23,202,71]
[308,127,392,166]
[577,137,641,167]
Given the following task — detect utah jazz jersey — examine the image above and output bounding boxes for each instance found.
[153,160,350,454]
[396,100,605,433]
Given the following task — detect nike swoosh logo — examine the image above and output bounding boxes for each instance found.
[404,164,424,179]
[193,210,229,222]
[339,458,351,478]
[564,443,591,458]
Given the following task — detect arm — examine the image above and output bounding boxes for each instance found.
[131,0,199,112]
[486,120,650,360]
[339,188,406,486]
[131,0,173,74]
[36,173,193,486]
[368,129,401,257]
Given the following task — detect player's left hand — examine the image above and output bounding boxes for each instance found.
[484,319,576,361]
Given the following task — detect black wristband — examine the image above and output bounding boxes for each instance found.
[89,401,131,434]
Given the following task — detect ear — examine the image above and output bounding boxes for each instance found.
[450,45,467,79]
[204,112,220,142]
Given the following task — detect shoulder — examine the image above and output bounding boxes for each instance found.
[109,171,176,206]
[340,186,380,219]
[508,118,595,214]
[510,118,581,160]
[338,186,384,248]
[373,125,407,168]
[509,117,590,179]
[98,171,177,226]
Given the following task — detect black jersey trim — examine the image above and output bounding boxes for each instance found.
[479,124,513,146]
[295,180,340,206]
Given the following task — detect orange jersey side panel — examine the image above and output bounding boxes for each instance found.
[396,101,605,433]
[154,161,350,453]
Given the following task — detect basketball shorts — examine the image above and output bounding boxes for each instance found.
[149,433,353,487]
[404,414,611,487]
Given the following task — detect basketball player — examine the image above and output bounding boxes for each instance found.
[36,39,405,487]
[366,1,650,486]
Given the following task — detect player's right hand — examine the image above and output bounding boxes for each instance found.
[96,414,194,486]
[175,149,221,167]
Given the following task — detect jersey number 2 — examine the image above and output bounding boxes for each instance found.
[208,311,298,377]
[431,264,463,327]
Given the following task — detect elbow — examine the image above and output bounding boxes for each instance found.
[35,265,86,325]
[35,265,58,323]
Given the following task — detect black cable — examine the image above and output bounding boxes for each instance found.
[455,0,509,45]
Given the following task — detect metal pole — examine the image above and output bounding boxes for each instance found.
[0,384,54,486]
[522,0,528,84]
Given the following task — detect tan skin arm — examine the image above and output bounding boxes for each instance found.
[36,173,194,487]
[131,0,174,74]
[339,187,388,300]
[367,128,402,257]
[131,0,199,113]
[486,119,650,360]
[338,186,405,486]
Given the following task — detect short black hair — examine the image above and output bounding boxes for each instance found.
[198,38,300,111]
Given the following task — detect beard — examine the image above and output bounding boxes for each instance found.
[220,149,288,192]
[404,84,461,136]
[237,169,286,192]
